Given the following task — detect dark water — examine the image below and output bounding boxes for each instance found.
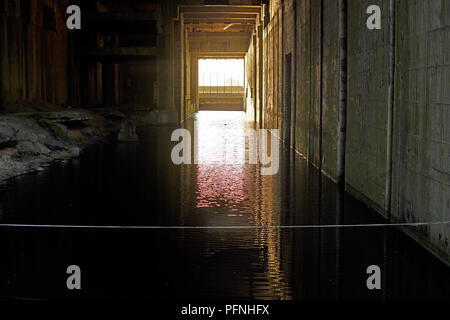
[0,111,449,300]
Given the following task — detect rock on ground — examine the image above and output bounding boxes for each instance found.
[0,110,114,183]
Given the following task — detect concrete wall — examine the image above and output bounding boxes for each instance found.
[391,0,450,262]
[291,0,342,181]
[346,0,392,212]
[0,0,72,110]
[245,36,256,120]
[255,0,449,264]
[283,0,295,146]
[157,0,177,112]
[294,0,311,160]
[263,4,282,130]
[321,0,340,180]
[345,0,450,263]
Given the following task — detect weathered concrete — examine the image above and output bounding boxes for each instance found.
[0,0,73,109]
[294,0,312,160]
[391,0,450,263]
[256,0,449,264]
[1,0,448,264]
[346,0,392,213]
[291,0,342,181]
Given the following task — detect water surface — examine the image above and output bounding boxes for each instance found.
[0,111,449,300]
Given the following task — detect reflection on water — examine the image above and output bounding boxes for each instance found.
[196,164,247,211]
[195,112,247,211]
[195,112,247,165]
[0,111,449,300]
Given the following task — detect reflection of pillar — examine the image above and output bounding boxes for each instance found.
[382,227,391,300]
[316,171,323,298]
[335,185,345,299]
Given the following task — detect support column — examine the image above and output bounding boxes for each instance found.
[172,18,182,123]
[114,63,120,105]
[336,0,348,184]
[385,0,396,215]
[96,62,103,105]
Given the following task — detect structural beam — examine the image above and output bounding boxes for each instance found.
[77,47,157,57]
[86,12,157,21]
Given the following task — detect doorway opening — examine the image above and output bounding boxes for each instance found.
[198,59,244,111]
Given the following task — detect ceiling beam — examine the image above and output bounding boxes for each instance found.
[183,13,257,20]
[184,18,256,24]
[86,12,157,21]
[188,32,251,38]
[179,5,262,14]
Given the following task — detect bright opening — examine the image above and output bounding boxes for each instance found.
[198,59,244,95]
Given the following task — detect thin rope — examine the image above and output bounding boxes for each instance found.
[0,221,448,230]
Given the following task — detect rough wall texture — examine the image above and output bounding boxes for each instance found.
[266,0,449,263]
[263,4,282,130]
[392,0,450,261]
[283,0,295,145]
[346,0,391,212]
[157,0,176,111]
[294,0,311,159]
[321,0,340,180]
[265,18,275,128]
[308,0,323,168]
[292,0,340,180]
[245,37,256,120]
[0,0,71,109]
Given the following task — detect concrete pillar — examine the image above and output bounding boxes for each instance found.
[96,62,103,105]
[180,17,185,120]
[157,0,174,111]
[172,19,182,122]
[114,63,120,105]
[191,55,199,112]
[336,0,348,184]
[257,25,263,127]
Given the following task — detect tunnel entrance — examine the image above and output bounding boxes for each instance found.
[198,59,244,111]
